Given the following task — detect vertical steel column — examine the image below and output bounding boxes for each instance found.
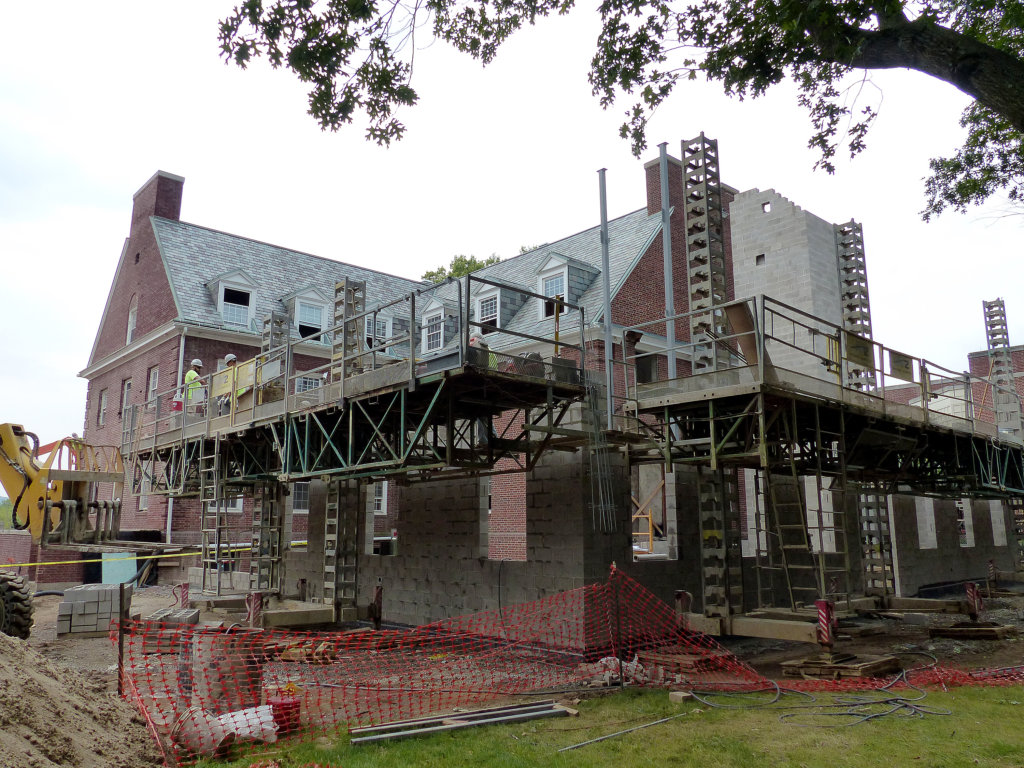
[599,168,614,430]
[659,143,677,380]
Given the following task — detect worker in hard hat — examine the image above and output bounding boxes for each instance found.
[184,359,206,418]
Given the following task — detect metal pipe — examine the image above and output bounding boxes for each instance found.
[599,168,614,430]
[558,712,690,752]
[659,143,677,379]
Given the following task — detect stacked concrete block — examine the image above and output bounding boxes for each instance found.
[141,607,201,653]
[57,583,133,636]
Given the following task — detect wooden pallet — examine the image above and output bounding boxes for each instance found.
[929,622,1018,640]
[780,653,901,679]
[639,646,737,673]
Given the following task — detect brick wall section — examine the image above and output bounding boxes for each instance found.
[0,533,86,586]
[488,468,526,560]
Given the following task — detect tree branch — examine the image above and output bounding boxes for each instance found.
[817,17,1024,132]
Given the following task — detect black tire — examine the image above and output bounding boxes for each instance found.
[0,571,33,640]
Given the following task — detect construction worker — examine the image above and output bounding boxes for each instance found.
[219,353,252,415]
[468,335,498,370]
[184,359,205,417]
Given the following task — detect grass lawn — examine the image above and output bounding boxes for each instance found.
[201,684,1024,768]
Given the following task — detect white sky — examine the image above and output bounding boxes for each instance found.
[1,2,1021,443]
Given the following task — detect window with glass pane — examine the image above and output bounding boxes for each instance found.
[298,302,323,339]
[292,482,310,512]
[296,376,322,393]
[425,313,443,350]
[543,274,565,318]
[365,316,389,349]
[479,295,498,334]
[223,287,251,326]
[147,366,159,409]
[373,481,388,514]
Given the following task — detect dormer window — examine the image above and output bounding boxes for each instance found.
[424,312,443,351]
[542,273,565,318]
[478,294,499,334]
[297,301,324,340]
[365,315,391,350]
[223,287,251,326]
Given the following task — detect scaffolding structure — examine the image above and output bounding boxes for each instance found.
[682,133,729,373]
[983,298,1023,439]
[627,294,1024,629]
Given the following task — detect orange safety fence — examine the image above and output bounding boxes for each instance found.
[112,567,1024,765]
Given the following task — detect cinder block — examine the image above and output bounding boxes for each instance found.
[81,601,98,615]
[57,603,73,616]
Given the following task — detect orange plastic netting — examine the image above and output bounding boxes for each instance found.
[114,567,1024,765]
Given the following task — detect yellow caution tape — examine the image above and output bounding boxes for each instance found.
[4,540,309,570]
[4,546,246,569]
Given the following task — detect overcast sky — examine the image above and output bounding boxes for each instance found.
[1,2,1021,443]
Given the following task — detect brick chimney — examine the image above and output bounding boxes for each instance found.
[131,170,184,234]
[643,153,684,216]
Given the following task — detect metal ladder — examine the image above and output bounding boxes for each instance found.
[858,482,894,596]
[322,480,360,620]
[250,483,283,593]
[199,435,231,595]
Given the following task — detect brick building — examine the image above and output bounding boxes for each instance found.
[5,136,1013,620]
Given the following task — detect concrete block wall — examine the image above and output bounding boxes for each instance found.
[892,496,1016,595]
[730,189,844,380]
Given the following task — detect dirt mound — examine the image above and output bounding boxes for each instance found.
[0,632,161,768]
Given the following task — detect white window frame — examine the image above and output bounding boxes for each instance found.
[296,300,325,341]
[423,312,444,351]
[220,284,253,328]
[373,481,388,515]
[138,474,151,510]
[97,389,107,427]
[296,375,323,393]
[126,300,138,345]
[146,366,159,409]
[365,315,392,350]
[292,481,310,515]
[477,293,499,335]
[120,378,132,420]
[538,268,567,320]
[204,496,243,514]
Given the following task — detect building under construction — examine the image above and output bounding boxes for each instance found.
[12,133,1021,639]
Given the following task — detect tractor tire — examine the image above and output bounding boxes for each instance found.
[0,571,33,640]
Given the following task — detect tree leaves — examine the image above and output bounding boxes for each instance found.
[422,253,503,282]
[219,0,1024,216]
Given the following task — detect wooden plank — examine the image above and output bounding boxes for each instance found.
[729,616,819,643]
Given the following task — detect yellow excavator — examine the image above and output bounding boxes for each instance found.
[0,423,125,639]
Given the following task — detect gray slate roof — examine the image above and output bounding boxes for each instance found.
[427,207,662,350]
[151,205,661,354]
[152,219,424,333]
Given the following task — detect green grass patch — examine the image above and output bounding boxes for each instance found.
[200,685,1024,768]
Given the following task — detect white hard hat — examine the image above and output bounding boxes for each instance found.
[191,358,203,367]
[224,353,237,364]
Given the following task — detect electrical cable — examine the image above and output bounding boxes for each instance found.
[688,651,953,729]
